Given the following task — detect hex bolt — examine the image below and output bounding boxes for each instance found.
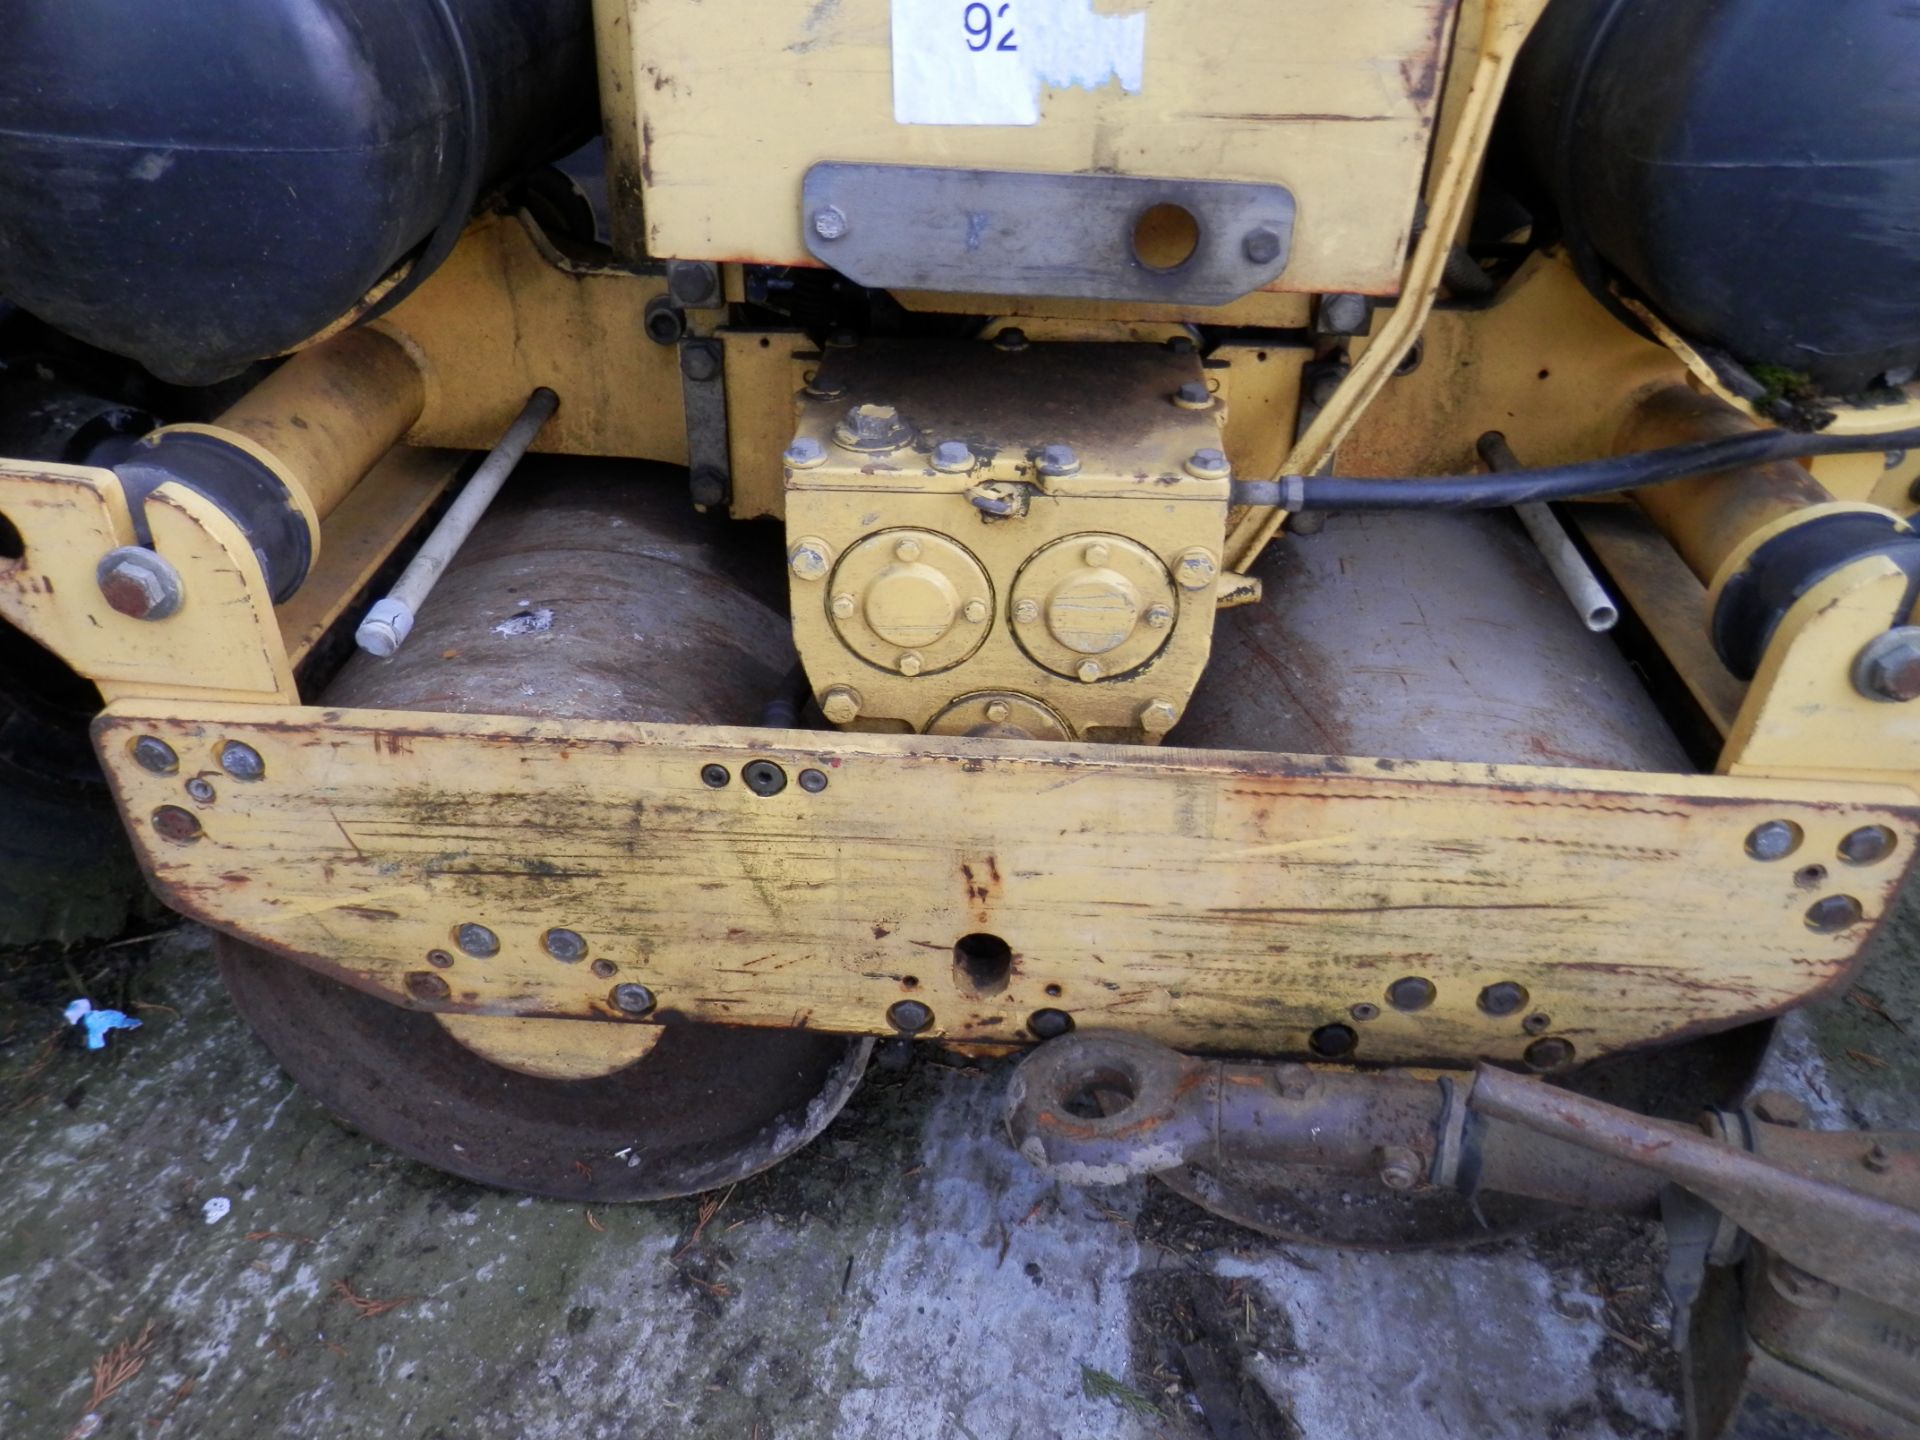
[931,440,974,473]
[1037,444,1080,478]
[803,373,846,400]
[1075,659,1102,684]
[679,341,721,383]
[1144,604,1173,630]
[1525,1036,1576,1071]
[798,768,829,793]
[836,402,907,452]
[784,436,827,469]
[830,592,857,619]
[688,468,728,508]
[151,805,201,843]
[898,651,925,677]
[701,763,730,788]
[1083,542,1111,567]
[219,741,264,780]
[1805,894,1864,932]
[96,547,184,620]
[984,700,1012,724]
[1838,825,1897,865]
[543,927,587,962]
[1477,981,1529,1018]
[1027,1008,1074,1040]
[788,536,832,581]
[1853,627,1920,702]
[406,971,451,1002]
[1174,548,1220,590]
[1745,819,1802,861]
[611,982,657,1016]
[1319,292,1372,336]
[1173,380,1213,410]
[1184,447,1231,480]
[667,260,719,307]
[1376,1145,1422,1191]
[894,537,923,562]
[1864,1142,1893,1174]
[821,686,862,724]
[1013,598,1041,624]
[992,327,1029,352]
[811,205,849,241]
[1750,1090,1808,1127]
[743,759,788,796]
[888,999,934,1033]
[132,736,178,774]
[184,776,216,803]
[425,949,455,970]
[1138,699,1179,733]
[1243,226,1285,266]
[456,923,499,958]
[963,599,988,624]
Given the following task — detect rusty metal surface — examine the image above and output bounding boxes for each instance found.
[1174,508,1692,771]
[228,459,871,1197]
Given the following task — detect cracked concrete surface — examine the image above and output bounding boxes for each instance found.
[1,888,1914,1439]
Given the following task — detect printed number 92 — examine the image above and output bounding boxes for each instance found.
[963,2,1016,51]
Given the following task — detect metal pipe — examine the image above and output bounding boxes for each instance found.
[355,388,558,657]
[1479,432,1619,632]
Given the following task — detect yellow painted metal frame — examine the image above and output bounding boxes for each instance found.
[94,701,1918,1065]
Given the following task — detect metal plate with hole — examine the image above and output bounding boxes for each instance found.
[801,164,1296,306]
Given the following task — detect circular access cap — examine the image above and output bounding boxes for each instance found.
[827,529,993,676]
[1009,533,1178,680]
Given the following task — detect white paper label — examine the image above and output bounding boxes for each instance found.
[890,0,1147,127]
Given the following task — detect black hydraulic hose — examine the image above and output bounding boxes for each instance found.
[1232,424,1920,513]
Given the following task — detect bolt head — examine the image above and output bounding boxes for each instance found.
[1750,1090,1808,1127]
[897,651,924,677]
[788,537,832,581]
[1864,1142,1894,1174]
[894,537,923,562]
[151,804,201,843]
[821,686,862,724]
[1855,627,1920,702]
[1027,1008,1074,1040]
[1144,604,1173,630]
[1243,226,1285,266]
[784,436,827,468]
[1037,444,1080,478]
[1376,1145,1422,1191]
[931,440,973,473]
[1477,981,1529,1018]
[1319,293,1372,336]
[1173,380,1213,409]
[219,741,264,780]
[132,736,178,774]
[96,547,183,620]
[1524,1036,1575,1071]
[456,923,499,958]
[831,592,857,619]
[811,205,849,241]
[1746,820,1802,861]
[612,982,657,1016]
[184,776,216,803]
[963,598,988,624]
[992,327,1029,352]
[406,971,452,1002]
[1083,542,1111,567]
[836,402,907,452]
[888,999,934,1034]
[1184,447,1231,480]
[1013,598,1040,624]
[543,928,587,962]
[679,341,721,382]
[688,468,728,507]
[1138,699,1179,733]
[1839,825,1897,865]
[1075,659,1102,684]
[984,700,1012,723]
[1174,548,1219,590]
[798,768,829,793]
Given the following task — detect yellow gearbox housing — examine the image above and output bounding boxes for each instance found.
[784,339,1230,742]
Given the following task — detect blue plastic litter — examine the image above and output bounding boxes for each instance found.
[62,998,142,1050]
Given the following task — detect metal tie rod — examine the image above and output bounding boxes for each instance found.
[355,388,559,658]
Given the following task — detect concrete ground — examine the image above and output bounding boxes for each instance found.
[2,890,1915,1440]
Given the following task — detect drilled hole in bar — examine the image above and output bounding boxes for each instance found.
[1131,202,1200,271]
[953,932,1013,996]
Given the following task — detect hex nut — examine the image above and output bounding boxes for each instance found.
[821,686,862,724]
[931,440,974,473]
[132,736,178,774]
[1138,699,1179,733]
[1745,820,1802,861]
[811,205,849,241]
[219,741,264,780]
[667,260,719,306]
[898,651,925,677]
[679,340,721,383]
[1037,444,1080,478]
[1184,447,1231,480]
[1386,976,1436,1012]
[1172,380,1213,410]
[1075,659,1102,683]
[835,403,909,452]
[96,547,184,620]
[1318,292,1372,336]
[612,983,657,1016]
[1853,627,1920,702]
[984,700,1012,723]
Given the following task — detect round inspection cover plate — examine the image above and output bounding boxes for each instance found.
[1010,532,1177,680]
[827,528,993,676]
